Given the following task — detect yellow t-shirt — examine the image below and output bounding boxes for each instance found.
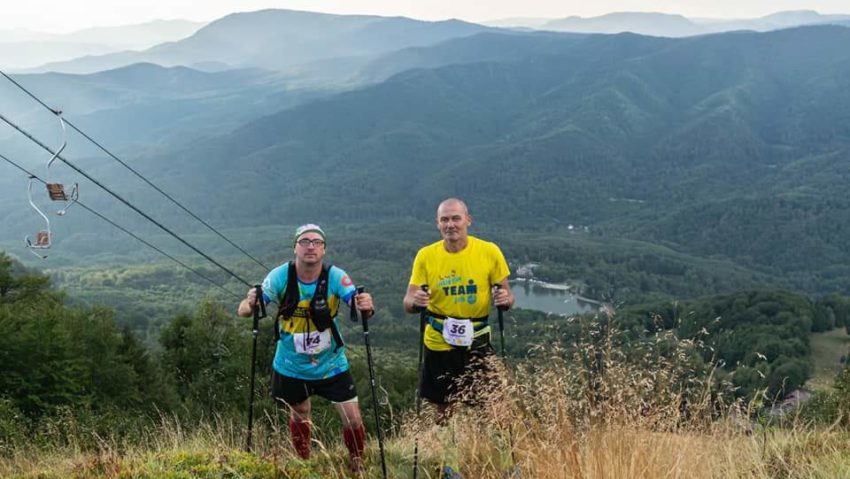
[408,235,511,351]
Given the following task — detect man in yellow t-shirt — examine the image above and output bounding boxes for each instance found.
[403,198,515,414]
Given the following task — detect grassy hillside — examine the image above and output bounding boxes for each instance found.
[4,252,850,478]
[4,424,850,478]
[809,328,850,390]
[4,337,850,478]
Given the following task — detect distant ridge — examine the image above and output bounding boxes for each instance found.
[542,12,700,37]
[505,9,850,37]
[56,19,206,49]
[27,9,492,74]
[0,19,205,70]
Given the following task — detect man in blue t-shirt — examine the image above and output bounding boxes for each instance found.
[237,224,374,471]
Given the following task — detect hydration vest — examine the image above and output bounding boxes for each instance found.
[275,261,345,352]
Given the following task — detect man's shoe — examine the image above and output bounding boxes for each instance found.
[348,457,364,476]
[442,466,464,479]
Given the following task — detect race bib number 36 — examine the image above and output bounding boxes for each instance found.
[293,330,332,355]
[442,317,474,347]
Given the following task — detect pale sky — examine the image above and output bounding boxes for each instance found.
[4,0,850,33]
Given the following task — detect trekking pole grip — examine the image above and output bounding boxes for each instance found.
[355,286,367,328]
[253,285,267,319]
[414,284,429,312]
[494,283,508,311]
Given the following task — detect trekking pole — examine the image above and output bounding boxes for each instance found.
[494,285,508,357]
[246,285,267,452]
[494,284,520,477]
[413,284,428,479]
[354,286,388,479]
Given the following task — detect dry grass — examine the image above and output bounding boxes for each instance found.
[397,315,850,479]
[4,315,850,478]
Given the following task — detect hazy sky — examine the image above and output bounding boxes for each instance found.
[4,0,850,33]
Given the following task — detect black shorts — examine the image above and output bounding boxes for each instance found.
[270,369,358,406]
[420,339,497,406]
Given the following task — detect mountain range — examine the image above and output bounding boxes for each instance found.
[2,9,850,295]
[23,10,491,75]
[15,9,850,75]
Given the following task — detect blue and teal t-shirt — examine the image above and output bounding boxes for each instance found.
[261,262,356,380]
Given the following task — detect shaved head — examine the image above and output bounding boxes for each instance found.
[435,198,472,250]
[437,198,469,217]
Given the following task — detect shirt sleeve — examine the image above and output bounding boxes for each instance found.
[261,263,288,304]
[330,266,357,303]
[489,243,511,285]
[408,248,427,287]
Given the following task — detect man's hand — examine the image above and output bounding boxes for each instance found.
[492,281,514,310]
[237,287,260,317]
[404,284,431,313]
[355,291,374,318]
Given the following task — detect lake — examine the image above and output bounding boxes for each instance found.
[510,280,599,315]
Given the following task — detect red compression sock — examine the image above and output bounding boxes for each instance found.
[343,423,366,461]
[289,418,311,459]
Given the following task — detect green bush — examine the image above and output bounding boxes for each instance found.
[0,398,27,455]
[800,367,850,426]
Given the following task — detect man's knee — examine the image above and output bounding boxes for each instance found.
[337,402,363,428]
[290,398,311,420]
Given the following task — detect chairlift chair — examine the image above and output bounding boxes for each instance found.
[44,109,78,215]
[47,182,79,215]
[46,182,70,200]
[24,177,52,259]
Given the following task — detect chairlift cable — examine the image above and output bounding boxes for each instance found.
[0,152,242,299]
[0,112,254,288]
[0,69,271,272]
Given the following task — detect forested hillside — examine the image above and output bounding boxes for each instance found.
[69,25,849,293]
[4,26,850,296]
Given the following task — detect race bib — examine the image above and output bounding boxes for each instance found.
[442,317,474,347]
[293,330,332,355]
